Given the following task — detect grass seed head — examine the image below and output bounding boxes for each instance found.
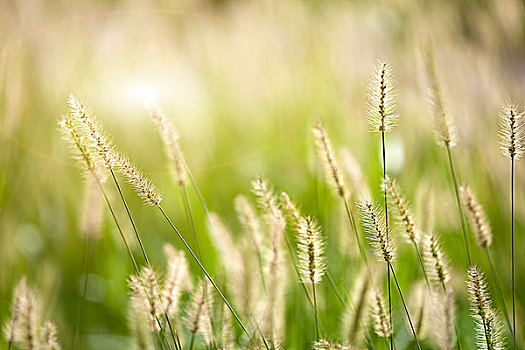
[371,288,392,338]
[499,101,524,160]
[312,120,347,198]
[423,44,456,148]
[460,184,492,249]
[358,196,396,264]
[466,265,505,350]
[367,60,398,133]
[149,104,188,186]
[296,216,326,284]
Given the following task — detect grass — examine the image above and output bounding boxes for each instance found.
[1,1,525,349]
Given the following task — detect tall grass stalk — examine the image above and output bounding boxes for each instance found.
[499,102,523,349]
[388,265,422,350]
[382,129,393,350]
[367,60,398,350]
[445,146,472,265]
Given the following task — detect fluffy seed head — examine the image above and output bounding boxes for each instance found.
[466,266,505,350]
[367,60,398,133]
[40,321,60,350]
[208,213,244,281]
[68,94,116,169]
[128,297,154,350]
[116,153,163,206]
[423,233,450,289]
[312,339,350,350]
[220,304,235,350]
[430,290,456,350]
[162,244,192,317]
[341,148,370,198]
[296,216,326,284]
[252,177,285,248]
[406,281,428,340]
[235,194,264,252]
[149,104,187,186]
[358,197,395,264]
[280,191,302,228]
[14,280,41,350]
[184,280,214,346]
[460,184,492,249]
[371,288,392,338]
[3,277,27,344]
[129,267,162,332]
[58,113,105,182]
[341,269,371,346]
[499,102,524,160]
[312,121,347,198]
[423,45,456,147]
[383,176,419,245]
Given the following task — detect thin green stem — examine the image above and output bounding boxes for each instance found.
[313,282,319,341]
[343,197,368,263]
[189,333,196,350]
[445,144,472,265]
[413,243,430,287]
[180,185,202,260]
[485,248,512,336]
[389,265,422,350]
[326,271,345,307]
[381,131,393,350]
[511,157,516,350]
[109,169,179,347]
[96,182,172,350]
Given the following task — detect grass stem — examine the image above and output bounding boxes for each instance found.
[445,144,472,265]
[389,265,422,350]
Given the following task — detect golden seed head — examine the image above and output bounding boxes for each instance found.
[423,45,457,148]
[296,216,326,284]
[184,280,214,346]
[423,233,450,289]
[58,113,105,182]
[430,289,457,350]
[162,244,191,317]
[358,196,395,264]
[312,120,347,198]
[41,321,60,350]
[129,266,162,332]
[460,184,492,249]
[116,153,163,206]
[367,60,398,133]
[383,176,419,245]
[149,104,188,186]
[466,265,505,350]
[499,101,524,160]
[371,288,392,338]
[280,191,302,228]
[68,94,116,169]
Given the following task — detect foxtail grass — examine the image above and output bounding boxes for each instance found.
[423,44,472,266]
[367,60,398,350]
[460,183,513,336]
[358,197,422,349]
[499,101,524,349]
[312,120,366,262]
[467,266,505,350]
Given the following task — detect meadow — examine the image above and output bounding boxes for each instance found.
[1,0,525,349]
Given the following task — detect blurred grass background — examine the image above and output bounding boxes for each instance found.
[1,0,525,348]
